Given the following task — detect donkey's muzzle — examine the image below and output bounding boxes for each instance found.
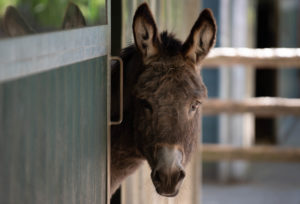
[151,167,185,197]
[150,145,185,197]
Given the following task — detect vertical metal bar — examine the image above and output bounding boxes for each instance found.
[106,0,112,202]
[110,56,124,125]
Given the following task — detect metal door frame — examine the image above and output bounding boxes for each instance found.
[0,0,112,203]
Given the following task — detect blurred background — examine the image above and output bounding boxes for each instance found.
[0,0,300,204]
[0,0,106,36]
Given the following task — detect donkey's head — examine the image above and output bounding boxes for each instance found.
[132,3,216,197]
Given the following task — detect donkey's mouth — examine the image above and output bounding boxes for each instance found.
[151,171,183,197]
[155,188,179,197]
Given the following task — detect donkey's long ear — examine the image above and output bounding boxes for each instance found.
[3,6,34,37]
[62,2,86,29]
[133,3,159,63]
[181,9,216,64]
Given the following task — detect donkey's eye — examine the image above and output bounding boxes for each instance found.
[191,101,201,111]
[140,99,153,112]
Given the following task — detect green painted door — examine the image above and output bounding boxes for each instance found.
[0,56,108,204]
[0,0,110,202]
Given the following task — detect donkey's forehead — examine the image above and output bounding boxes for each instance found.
[146,56,195,74]
[135,62,206,100]
[151,55,186,66]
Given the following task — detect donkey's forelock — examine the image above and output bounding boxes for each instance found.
[159,32,182,56]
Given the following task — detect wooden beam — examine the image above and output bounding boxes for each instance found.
[202,97,300,116]
[203,48,300,68]
[201,144,300,162]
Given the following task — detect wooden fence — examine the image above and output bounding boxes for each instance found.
[202,48,300,161]
[202,144,300,163]
[203,48,300,67]
[121,47,300,204]
[203,97,300,116]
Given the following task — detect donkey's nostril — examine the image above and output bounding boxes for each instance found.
[152,170,161,183]
[178,170,185,181]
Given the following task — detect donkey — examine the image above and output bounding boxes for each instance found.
[111,3,216,197]
[2,2,86,37]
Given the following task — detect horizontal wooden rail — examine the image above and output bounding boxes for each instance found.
[201,144,300,162]
[202,97,300,116]
[203,48,300,68]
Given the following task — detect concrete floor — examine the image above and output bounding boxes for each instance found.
[202,162,300,204]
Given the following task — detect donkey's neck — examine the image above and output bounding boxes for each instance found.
[110,45,145,196]
[110,122,144,195]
